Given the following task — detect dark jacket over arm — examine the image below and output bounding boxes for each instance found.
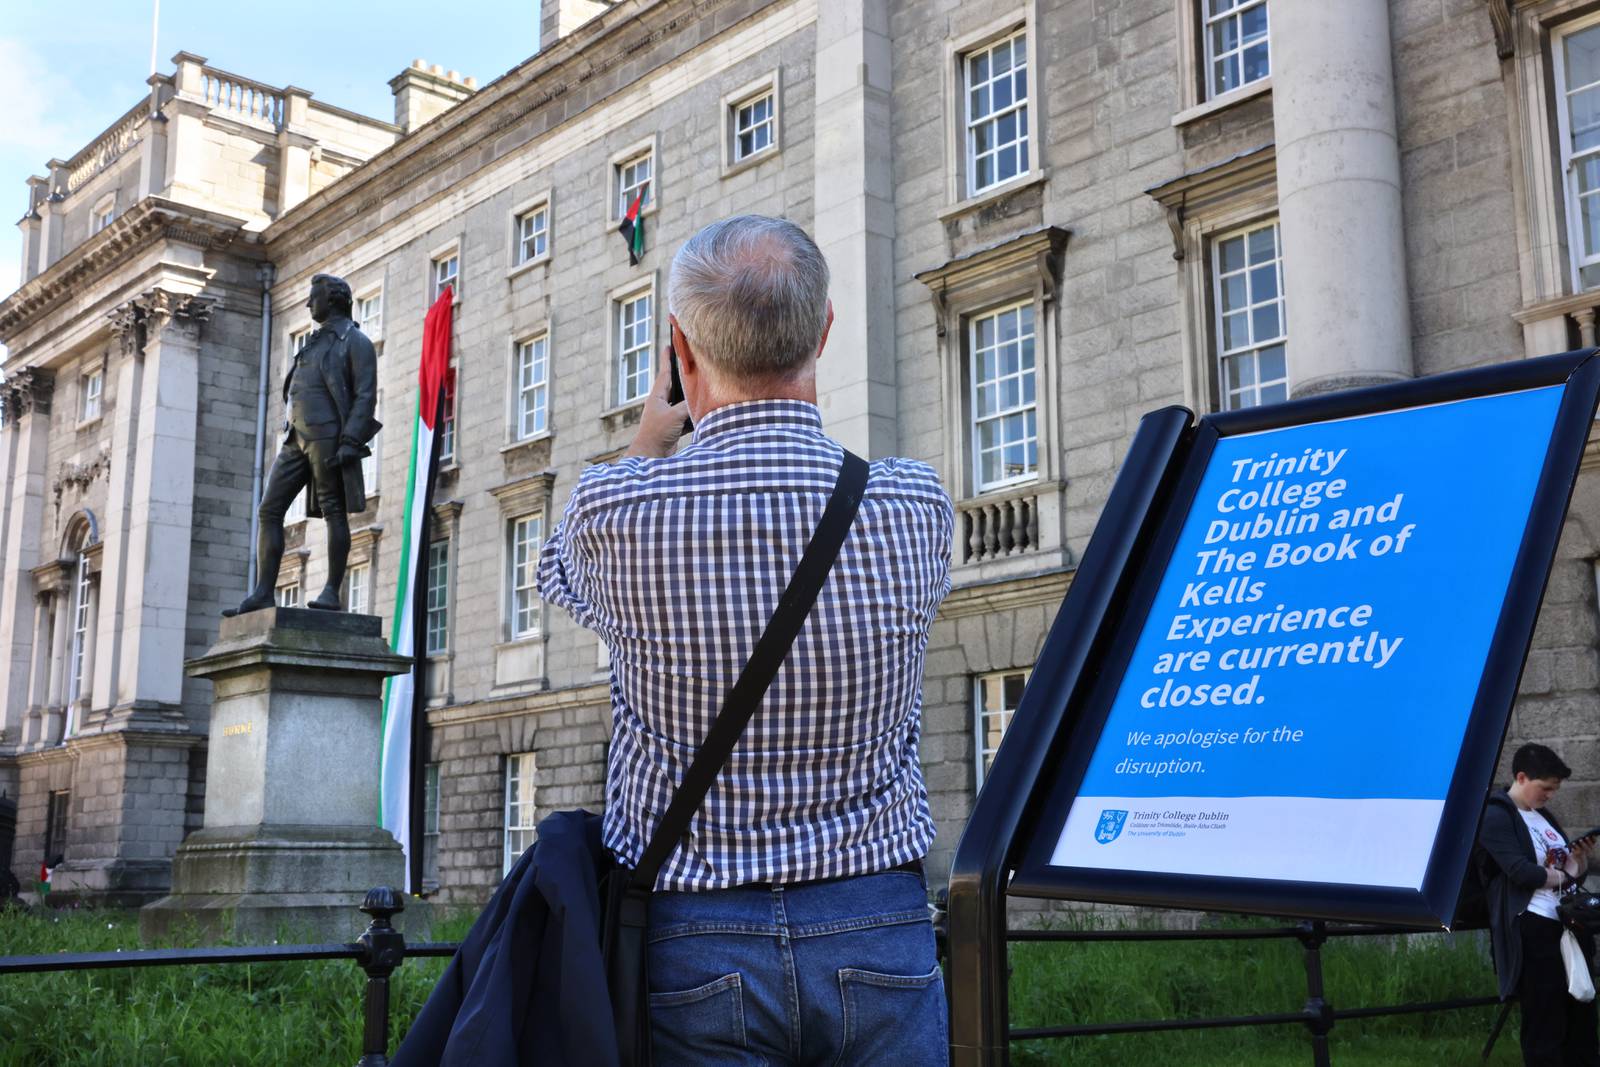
[1478,790,1565,999]
[392,811,618,1067]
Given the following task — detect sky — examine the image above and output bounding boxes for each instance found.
[0,0,540,351]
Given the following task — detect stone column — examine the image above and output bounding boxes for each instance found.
[163,53,213,212]
[138,75,170,197]
[811,0,898,458]
[35,160,69,274]
[276,88,315,214]
[19,178,45,284]
[25,595,50,710]
[1271,0,1413,396]
[45,588,69,709]
[115,291,210,711]
[93,304,145,712]
[140,609,419,943]
[0,371,53,742]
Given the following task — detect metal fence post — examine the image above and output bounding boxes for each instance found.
[1297,920,1333,1067]
[355,886,407,1067]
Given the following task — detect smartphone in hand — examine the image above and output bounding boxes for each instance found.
[667,341,692,430]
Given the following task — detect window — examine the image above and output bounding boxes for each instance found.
[514,335,549,440]
[344,562,371,616]
[515,204,549,265]
[363,393,382,494]
[80,370,102,422]
[43,791,70,862]
[285,489,308,524]
[970,301,1038,491]
[508,515,543,639]
[291,327,312,354]
[616,292,652,406]
[1212,220,1287,410]
[975,670,1030,791]
[616,153,652,219]
[1558,20,1600,290]
[356,290,383,341]
[733,91,775,162]
[431,250,459,303]
[1204,0,1270,100]
[276,584,301,608]
[964,29,1029,196]
[504,752,536,873]
[67,552,92,708]
[439,368,457,465]
[425,540,450,655]
[92,202,115,233]
[423,763,441,884]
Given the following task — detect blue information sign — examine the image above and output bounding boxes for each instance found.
[1048,387,1563,888]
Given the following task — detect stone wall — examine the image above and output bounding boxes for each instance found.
[1392,0,1525,375]
[428,697,609,900]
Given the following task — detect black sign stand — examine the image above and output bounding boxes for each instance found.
[946,350,1600,1065]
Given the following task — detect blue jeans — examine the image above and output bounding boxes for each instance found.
[646,870,948,1065]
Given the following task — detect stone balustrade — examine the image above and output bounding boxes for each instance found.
[201,67,283,128]
[958,483,1041,565]
[65,103,146,195]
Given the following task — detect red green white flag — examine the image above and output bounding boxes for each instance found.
[379,286,453,893]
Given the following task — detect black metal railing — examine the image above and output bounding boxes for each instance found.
[986,914,1509,1064]
[0,887,461,1067]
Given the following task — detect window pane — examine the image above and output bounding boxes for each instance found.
[1247,226,1276,264]
[1222,312,1247,351]
[1221,274,1247,312]
[1251,304,1280,341]
[1240,3,1267,42]
[1582,192,1600,260]
[1240,41,1268,83]
[1218,235,1245,273]
[1567,25,1600,93]
[1248,265,1278,303]
[1259,345,1286,383]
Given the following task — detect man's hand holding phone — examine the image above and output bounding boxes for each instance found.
[625,348,692,459]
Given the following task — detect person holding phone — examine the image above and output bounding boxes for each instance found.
[538,215,952,1065]
[1478,743,1600,1065]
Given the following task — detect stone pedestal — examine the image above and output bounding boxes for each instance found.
[141,608,425,943]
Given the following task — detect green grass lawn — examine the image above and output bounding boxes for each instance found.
[0,904,474,1067]
[1007,918,1522,1066]
[0,905,1532,1065]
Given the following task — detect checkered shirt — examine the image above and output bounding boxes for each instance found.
[537,399,952,891]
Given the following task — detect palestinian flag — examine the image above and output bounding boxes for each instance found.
[38,860,51,896]
[379,286,453,894]
[618,189,646,265]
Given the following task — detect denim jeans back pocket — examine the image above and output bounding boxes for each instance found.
[837,965,947,1066]
[648,972,749,1064]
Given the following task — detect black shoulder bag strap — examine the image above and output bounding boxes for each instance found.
[606,450,870,1066]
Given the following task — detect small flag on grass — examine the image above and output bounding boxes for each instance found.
[618,189,646,265]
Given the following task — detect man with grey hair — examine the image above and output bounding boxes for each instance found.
[538,215,952,1064]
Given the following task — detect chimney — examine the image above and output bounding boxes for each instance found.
[388,60,479,134]
[540,0,612,49]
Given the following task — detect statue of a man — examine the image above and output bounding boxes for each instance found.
[226,273,381,616]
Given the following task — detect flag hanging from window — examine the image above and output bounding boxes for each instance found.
[379,286,453,895]
[618,189,646,265]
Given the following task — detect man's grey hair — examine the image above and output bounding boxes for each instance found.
[668,215,830,381]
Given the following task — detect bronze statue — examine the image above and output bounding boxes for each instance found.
[226,274,380,616]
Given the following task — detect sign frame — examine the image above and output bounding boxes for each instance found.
[995,352,1600,927]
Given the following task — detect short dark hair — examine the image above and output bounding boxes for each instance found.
[1512,743,1572,781]
[311,273,354,314]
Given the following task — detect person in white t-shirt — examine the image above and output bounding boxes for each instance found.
[1479,743,1599,1066]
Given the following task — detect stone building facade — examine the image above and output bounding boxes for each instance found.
[0,54,433,901]
[9,0,1600,907]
